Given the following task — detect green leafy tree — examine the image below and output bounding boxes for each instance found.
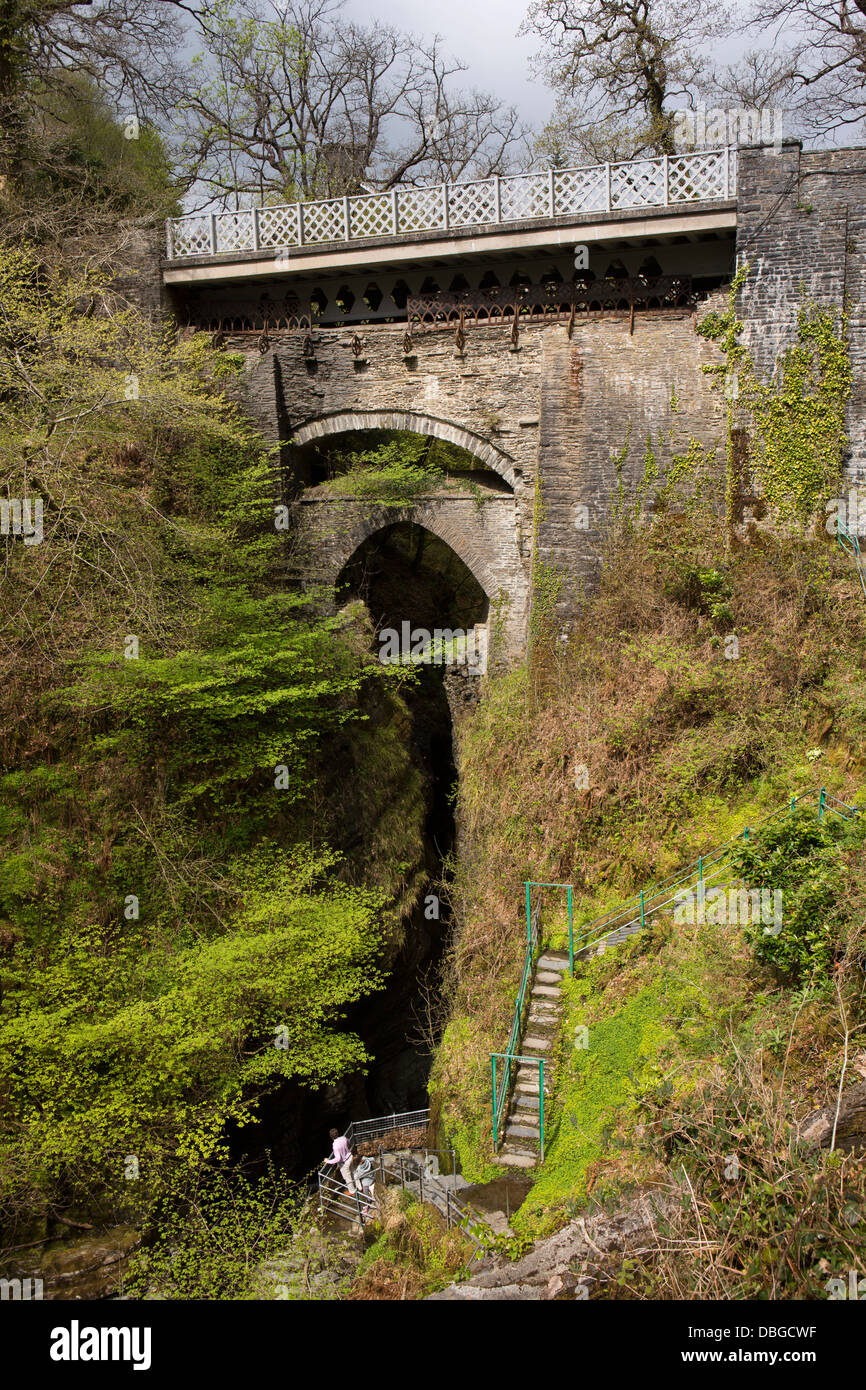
[0,244,424,1235]
[730,809,862,982]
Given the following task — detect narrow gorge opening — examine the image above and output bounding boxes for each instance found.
[234,519,490,1181]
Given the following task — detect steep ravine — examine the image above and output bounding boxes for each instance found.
[232,664,459,1180]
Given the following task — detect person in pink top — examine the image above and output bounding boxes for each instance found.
[325,1127,357,1194]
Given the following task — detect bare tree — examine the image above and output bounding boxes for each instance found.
[699,46,798,115]
[179,0,528,210]
[0,1,196,178]
[706,0,866,140]
[522,0,724,158]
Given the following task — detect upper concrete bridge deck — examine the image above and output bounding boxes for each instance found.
[164,147,738,291]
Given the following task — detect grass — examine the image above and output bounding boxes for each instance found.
[430,502,866,1268]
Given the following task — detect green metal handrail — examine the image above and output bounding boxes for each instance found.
[573,786,858,957]
[838,517,866,602]
[492,1053,546,1160]
[492,898,542,1149]
[525,881,576,973]
[491,786,860,1149]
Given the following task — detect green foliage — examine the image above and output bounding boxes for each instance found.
[697,269,852,526]
[350,1190,476,1297]
[666,564,734,630]
[31,71,181,216]
[0,845,385,1203]
[322,433,484,509]
[729,808,863,982]
[326,438,445,505]
[122,1162,319,1301]
[0,247,426,1235]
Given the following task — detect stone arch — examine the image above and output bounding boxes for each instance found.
[290,410,517,489]
[329,501,501,605]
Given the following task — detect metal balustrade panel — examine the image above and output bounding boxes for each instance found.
[611,158,665,209]
[447,179,496,228]
[553,165,609,215]
[301,197,346,244]
[214,211,255,252]
[501,172,550,221]
[348,192,394,239]
[669,150,729,203]
[395,185,446,232]
[171,215,213,257]
[257,203,301,248]
[165,149,737,258]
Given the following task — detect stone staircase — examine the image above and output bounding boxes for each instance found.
[494,949,569,1169]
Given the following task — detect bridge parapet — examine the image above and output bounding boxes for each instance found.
[166,148,737,261]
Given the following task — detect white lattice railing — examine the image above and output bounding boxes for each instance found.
[166,147,738,259]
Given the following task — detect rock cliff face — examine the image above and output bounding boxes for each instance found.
[428,1188,681,1300]
[1,1227,140,1300]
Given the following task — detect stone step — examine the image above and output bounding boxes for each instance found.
[535,971,564,987]
[537,955,569,972]
[500,1141,537,1158]
[513,1108,540,1125]
[493,1152,536,1169]
[505,1122,539,1140]
[521,1036,552,1051]
[531,985,561,999]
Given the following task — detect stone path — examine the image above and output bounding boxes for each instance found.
[494,949,569,1169]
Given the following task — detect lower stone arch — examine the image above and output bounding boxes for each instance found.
[290,410,517,489]
[328,502,501,607]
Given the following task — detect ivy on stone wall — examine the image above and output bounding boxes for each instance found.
[697,266,852,529]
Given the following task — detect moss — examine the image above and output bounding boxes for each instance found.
[514,976,675,1235]
[434,494,866,1255]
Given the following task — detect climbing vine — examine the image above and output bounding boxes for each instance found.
[697,265,852,529]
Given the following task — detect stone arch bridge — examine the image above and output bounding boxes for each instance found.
[140,142,866,664]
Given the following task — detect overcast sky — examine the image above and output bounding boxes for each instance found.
[342,0,554,125]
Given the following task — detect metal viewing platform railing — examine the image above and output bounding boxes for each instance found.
[315,1107,485,1269]
[166,147,738,260]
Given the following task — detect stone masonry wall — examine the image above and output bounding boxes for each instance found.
[293,492,528,664]
[534,310,727,620]
[736,142,866,486]
[226,310,728,644]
